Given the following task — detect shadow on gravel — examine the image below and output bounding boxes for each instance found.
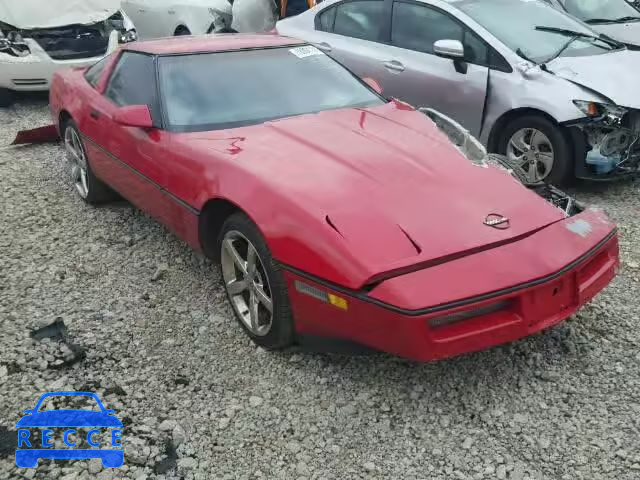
[0,427,16,459]
[30,318,87,370]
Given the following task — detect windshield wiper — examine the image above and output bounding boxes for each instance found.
[535,25,623,48]
[586,16,640,24]
[540,35,581,64]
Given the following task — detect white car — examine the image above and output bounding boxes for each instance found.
[0,0,137,107]
[122,0,236,38]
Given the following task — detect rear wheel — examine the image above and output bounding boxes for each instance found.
[218,212,294,349]
[497,115,573,185]
[62,120,116,203]
[0,88,13,108]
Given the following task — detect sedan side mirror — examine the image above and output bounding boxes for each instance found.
[362,77,383,94]
[113,105,153,128]
[433,39,465,60]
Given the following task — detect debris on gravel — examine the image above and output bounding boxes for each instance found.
[1,98,640,479]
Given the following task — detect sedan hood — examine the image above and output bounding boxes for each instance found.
[0,0,120,29]
[547,49,640,108]
[185,102,566,280]
[593,22,640,46]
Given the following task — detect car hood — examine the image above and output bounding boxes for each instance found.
[547,49,640,108]
[16,410,122,427]
[592,22,640,46]
[0,0,120,29]
[185,102,566,280]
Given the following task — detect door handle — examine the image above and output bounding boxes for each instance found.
[89,109,101,120]
[383,60,405,72]
[316,42,332,52]
[168,9,176,14]
[138,8,146,13]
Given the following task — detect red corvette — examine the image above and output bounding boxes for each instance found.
[49,34,619,361]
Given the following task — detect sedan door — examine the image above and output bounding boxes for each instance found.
[383,1,489,137]
[308,0,393,88]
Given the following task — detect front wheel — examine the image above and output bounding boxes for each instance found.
[497,115,573,185]
[62,120,116,204]
[218,212,294,349]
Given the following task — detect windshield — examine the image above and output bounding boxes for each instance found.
[158,46,384,132]
[562,0,640,22]
[458,0,620,63]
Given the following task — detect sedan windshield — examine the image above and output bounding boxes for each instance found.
[158,46,384,132]
[458,0,621,63]
[562,0,640,23]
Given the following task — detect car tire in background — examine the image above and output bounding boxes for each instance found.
[218,212,295,350]
[174,26,191,36]
[62,120,117,204]
[0,88,13,108]
[497,114,573,186]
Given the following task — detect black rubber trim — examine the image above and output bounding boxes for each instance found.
[276,229,616,317]
[81,133,200,215]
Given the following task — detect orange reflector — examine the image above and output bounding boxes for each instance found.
[328,293,349,310]
[587,102,599,117]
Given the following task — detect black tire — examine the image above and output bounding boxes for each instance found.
[497,114,573,186]
[61,120,117,204]
[218,212,294,350]
[174,26,191,36]
[0,88,13,108]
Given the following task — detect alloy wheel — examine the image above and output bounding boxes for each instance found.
[64,127,89,198]
[506,128,555,183]
[220,230,273,336]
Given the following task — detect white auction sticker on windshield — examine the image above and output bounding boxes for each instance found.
[289,46,323,58]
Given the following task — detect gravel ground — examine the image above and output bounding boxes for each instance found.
[1,96,639,480]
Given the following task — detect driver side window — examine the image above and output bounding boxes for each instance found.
[105,51,159,121]
[390,2,489,65]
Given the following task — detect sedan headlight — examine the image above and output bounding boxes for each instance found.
[0,29,30,57]
[119,29,138,43]
[573,100,628,120]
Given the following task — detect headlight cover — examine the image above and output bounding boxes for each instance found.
[0,29,31,57]
[119,29,138,43]
[573,100,628,120]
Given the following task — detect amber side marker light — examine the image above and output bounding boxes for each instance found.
[294,281,349,310]
[428,300,512,328]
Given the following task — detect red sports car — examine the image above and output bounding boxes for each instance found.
[49,34,619,361]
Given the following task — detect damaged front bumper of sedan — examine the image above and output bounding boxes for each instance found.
[0,8,136,92]
[566,100,640,179]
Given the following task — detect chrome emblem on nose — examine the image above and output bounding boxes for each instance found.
[484,214,510,229]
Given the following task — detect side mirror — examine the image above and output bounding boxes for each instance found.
[433,39,465,60]
[24,408,34,414]
[362,77,383,94]
[113,105,153,128]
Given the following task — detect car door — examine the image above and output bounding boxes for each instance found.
[384,1,489,137]
[84,51,176,226]
[310,0,392,87]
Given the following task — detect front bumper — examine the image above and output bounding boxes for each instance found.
[0,34,118,91]
[284,210,619,361]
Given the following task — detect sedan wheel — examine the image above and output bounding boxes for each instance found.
[221,230,274,337]
[506,128,554,184]
[64,126,90,199]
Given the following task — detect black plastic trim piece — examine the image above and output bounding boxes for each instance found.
[276,229,616,316]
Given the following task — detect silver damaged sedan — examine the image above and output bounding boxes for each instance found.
[277,0,640,184]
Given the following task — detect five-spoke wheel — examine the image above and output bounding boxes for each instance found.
[221,230,274,337]
[218,213,294,349]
